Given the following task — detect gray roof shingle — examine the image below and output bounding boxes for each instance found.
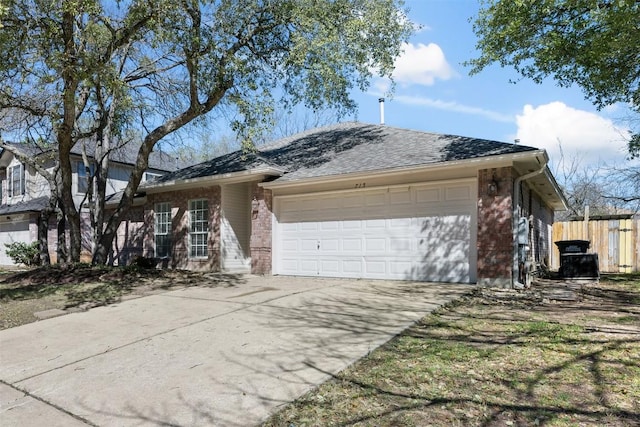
[1,140,189,172]
[0,196,49,215]
[150,122,538,184]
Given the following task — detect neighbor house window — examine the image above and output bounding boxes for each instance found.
[76,161,95,193]
[8,163,25,198]
[154,202,171,258]
[189,199,208,258]
[145,172,163,182]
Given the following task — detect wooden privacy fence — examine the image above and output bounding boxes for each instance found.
[551,217,639,273]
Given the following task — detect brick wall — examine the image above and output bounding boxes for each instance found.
[250,184,272,274]
[144,187,222,271]
[477,167,514,287]
[110,207,147,265]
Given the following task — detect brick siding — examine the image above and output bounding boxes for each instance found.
[144,187,222,271]
[250,184,272,274]
[477,167,514,287]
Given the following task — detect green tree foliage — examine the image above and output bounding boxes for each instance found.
[0,0,413,264]
[468,0,640,157]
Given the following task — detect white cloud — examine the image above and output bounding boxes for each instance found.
[392,42,456,86]
[393,93,513,122]
[515,102,630,170]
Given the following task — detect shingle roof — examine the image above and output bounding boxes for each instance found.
[0,196,49,215]
[1,140,190,172]
[70,140,189,172]
[148,150,280,184]
[148,122,538,184]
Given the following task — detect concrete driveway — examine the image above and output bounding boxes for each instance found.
[0,275,472,426]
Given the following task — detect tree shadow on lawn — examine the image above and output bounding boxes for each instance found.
[0,265,245,310]
[261,284,640,427]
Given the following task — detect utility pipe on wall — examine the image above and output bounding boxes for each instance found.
[512,159,548,289]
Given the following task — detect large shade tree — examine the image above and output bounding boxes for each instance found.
[468,0,640,157]
[0,0,413,264]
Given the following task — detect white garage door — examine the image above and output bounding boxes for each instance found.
[273,180,477,283]
[0,220,32,266]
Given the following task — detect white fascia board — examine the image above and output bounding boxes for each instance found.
[261,150,546,190]
[143,167,284,194]
[543,167,569,210]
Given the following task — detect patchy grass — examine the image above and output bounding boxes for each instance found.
[264,274,640,426]
[0,264,244,329]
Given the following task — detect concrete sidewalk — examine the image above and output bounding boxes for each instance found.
[0,276,471,426]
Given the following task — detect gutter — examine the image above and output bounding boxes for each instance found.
[261,150,545,190]
[141,166,284,193]
[512,158,548,289]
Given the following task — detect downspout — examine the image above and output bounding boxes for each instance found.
[512,159,548,289]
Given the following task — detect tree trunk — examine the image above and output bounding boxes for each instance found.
[56,208,67,265]
[92,229,115,265]
[37,206,53,265]
[90,98,113,265]
[57,4,81,263]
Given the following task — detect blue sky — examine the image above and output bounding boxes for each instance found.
[349,0,635,174]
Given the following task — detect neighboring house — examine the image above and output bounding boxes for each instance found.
[108,122,567,288]
[0,141,183,265]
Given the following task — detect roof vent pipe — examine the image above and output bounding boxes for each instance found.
[378,98,385,125]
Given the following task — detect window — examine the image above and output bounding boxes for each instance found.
[77,161,95,193]
[154,203,172,258]
[189,199,209,258]
[8,163,25,198]
[145,172,163,182]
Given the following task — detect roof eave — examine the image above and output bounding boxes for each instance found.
[261,150,546,190]
[143,166,284,193]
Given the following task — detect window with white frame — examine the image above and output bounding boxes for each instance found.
[144,172,163,182]
[76,161,95,193]
[8,163,25,198]
[189,199,209,258]
[154,202,171,258]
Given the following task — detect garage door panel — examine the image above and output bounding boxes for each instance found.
[0,220,32,266]
[390,237,411,252]
[300,260,319,274]
[300,239,318,252]
[365,238,387,252]
[321,239,339,251]
[300,222,319,231]
[342,238,362,252]
[280,259,298,273]
[321,260,339,273]
[282,239,298,251]
[321,221,339,230]
[390,217,412,228]
[445,185,472,201]
[365,259,387,275]
[389,189,412,205]
[275,182,476,283]
[342,221,362,230]
[365,219,386,229]
[343,195,364,208]
[365,193,386,207]
[342,259,363,274]
[416,188,440,203]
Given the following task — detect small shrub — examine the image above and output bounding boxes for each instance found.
[5,241,41,266]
